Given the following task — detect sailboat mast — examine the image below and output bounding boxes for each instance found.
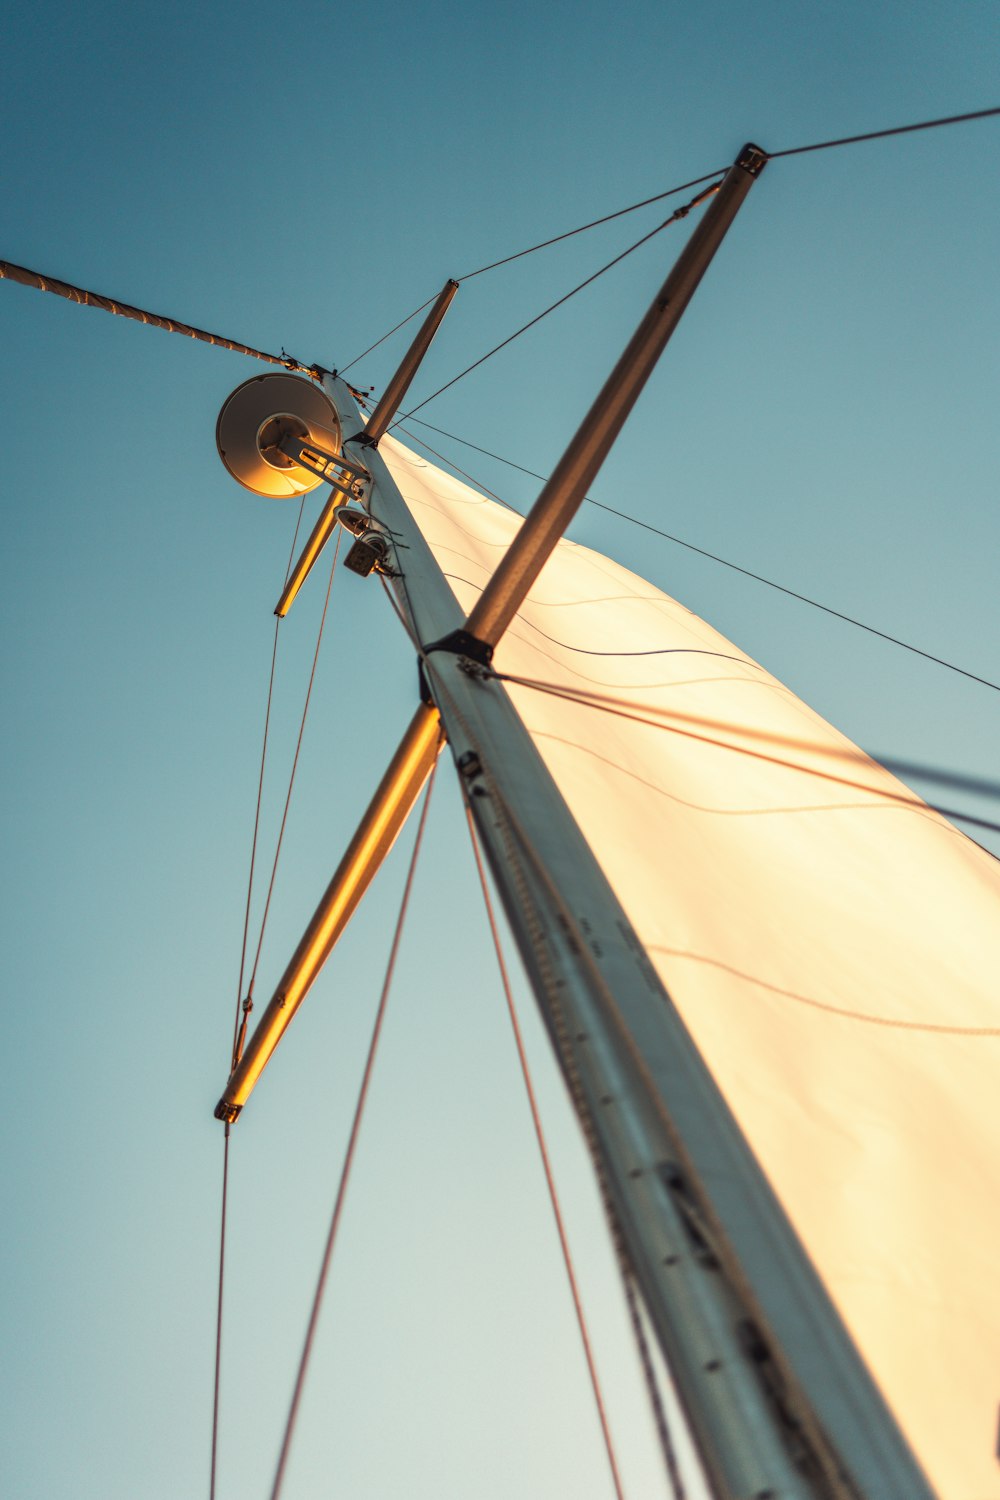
[313,149,937,1499]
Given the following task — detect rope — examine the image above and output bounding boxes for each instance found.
[208,1125,231,1500]
[269,761,438,1500]
[437,660,689,1497]
[463,805,627,1500]
[394,416,1000,695]
[0,259,322,376]
[770,104,1000,159]
[391,183,720,428]
[377,573,424,650]
[621,1272,687,1500]
[239,533,343,1035]
[489,669,1000,838]
[230,499,308,1068]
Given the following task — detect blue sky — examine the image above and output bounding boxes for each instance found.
[2,2,998,1498]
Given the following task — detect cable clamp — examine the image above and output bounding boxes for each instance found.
[232,993,254,1071]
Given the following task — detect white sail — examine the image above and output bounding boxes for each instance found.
[379,429,1000,1500]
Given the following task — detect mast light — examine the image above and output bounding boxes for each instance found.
[215,372,344,498]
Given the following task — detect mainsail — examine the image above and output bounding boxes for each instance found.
[377,428,1000,1500]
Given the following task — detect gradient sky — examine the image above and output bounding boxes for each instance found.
[2,3,999,1498]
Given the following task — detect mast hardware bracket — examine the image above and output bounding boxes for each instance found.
[736,141,768,177]
[422,628,494,667]
[277,433,371,500]
[457,656,493,682]
[456,750,483,780]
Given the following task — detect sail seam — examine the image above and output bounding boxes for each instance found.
[646,947,1000,1037]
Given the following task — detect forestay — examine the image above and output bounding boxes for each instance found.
[379,430,1000,1500]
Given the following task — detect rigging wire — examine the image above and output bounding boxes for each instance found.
[393,420,523,515]
[340,105,999,385]
[457,170,726,280]
[209,1124,230,1500]
[620,1272,688,1500]
[230,500,309,1066]
[0,259,322,376]
[334,173,728,383]
[491,780,697,1497]
[238,532,343,1045]
[463,805,627,1500]
[770,104,1000,159]
[270,761,439,1500]
[5,106,997,395]
[389,182,720,428]
[449,689,695,1497]
[210,499,306,1500]
[337,290,441,375]
[395,416,1000,694]
[487,668,1000,839]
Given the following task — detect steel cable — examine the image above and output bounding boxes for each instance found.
[269,761,438,1500]
[6,106,998,392]
[241,532,343,1020]
[230,499,308,1067]
[389,183,720,428]
[770,104,1000,159]
[210,499,308,1500]
[208,1125,230,1500]
[395,416,1000,694]
[337,291,441,375]
[456,170,726,280]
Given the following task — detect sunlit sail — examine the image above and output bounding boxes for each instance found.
[378,428,1000,1500]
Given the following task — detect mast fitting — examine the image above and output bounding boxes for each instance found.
[422,628,494,666]
[736,141,769,176]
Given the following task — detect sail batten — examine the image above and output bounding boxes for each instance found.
[377,426,1000,1500]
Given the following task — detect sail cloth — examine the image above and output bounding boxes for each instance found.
[378,432,1000,1500]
